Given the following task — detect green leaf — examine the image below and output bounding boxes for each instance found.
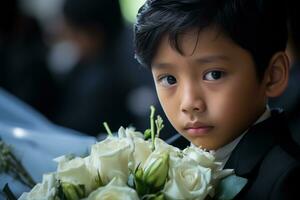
[214,174,248,200]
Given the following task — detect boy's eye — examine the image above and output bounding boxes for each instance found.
[203,71,225,81]
[159,75,177,87]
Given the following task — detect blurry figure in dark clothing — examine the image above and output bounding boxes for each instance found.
[0,0,57,118]
[51,0,136,135]
[270,0,300,144]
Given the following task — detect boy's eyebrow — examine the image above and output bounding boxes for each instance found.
[152,54,230,68]
[194,55,230,64]
[152,62,174,69]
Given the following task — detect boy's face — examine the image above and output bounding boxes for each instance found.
[151,28,267,150]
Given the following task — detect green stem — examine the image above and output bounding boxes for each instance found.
[8,163,35,188]
[0,140,36,188]
[103,122,113,137]
[157,129,161,139]
[2,184,17,200]
[8,153,36,188]
[150,106,155,151]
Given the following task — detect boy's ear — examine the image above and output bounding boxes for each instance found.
[264,52,289,98]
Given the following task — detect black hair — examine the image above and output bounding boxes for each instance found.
[134,0,288,80]
[63,0,123,42]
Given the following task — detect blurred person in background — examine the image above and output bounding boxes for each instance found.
[0,0,58,118]
[0,0,175,138]
[270,0,300,144]
[50,0,138,136]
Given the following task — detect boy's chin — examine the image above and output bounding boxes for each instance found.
[190,141,214,150]
[191,139,225,151]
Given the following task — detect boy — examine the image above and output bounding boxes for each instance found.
[134,0,300,199]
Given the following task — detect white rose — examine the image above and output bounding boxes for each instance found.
[118,126,144,139]
[155,138,181,154]
[182,146,234,197]
[86,177,139,200]
[183,146,218,169]
[117,126,152,170]
[18,173,56,200]
[154,138,182,166]
[131,136,152,170]
[55,156,97,194]
[89,136,134,184]
[163,157,213,200]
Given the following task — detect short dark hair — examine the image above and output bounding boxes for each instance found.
[134,0,288,80]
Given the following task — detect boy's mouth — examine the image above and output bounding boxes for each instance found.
[184,122,214,136]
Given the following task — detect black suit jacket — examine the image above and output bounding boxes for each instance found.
[168,110,300,200]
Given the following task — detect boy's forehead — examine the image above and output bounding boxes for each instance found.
[152,27,235,66]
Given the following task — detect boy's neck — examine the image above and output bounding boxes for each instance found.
[253,105,271,125]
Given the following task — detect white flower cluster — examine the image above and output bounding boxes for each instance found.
[18,126,233,200]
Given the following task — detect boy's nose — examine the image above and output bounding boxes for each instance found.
[180,84,206,114]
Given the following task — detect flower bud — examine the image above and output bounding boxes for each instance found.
[143,193,166,200]
[134,166,148,196]
[135,166,144,181]
[61,182,85,200]
[144,129,152,140]
[152,193,166,200]
[143,152,169,189]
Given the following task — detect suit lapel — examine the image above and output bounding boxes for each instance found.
[224,110,287,177]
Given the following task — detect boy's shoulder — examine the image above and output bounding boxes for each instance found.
[226,109,300,199]
[258,109,299,156]
[233,136,300,200]
[226,109,300,171]
[259,143,300,180]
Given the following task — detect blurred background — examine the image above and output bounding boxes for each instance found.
[0,0,176,139]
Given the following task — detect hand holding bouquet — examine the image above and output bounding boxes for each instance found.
[17,106,247,200]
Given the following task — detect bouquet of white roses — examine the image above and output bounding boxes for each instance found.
[17,106,247,200]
